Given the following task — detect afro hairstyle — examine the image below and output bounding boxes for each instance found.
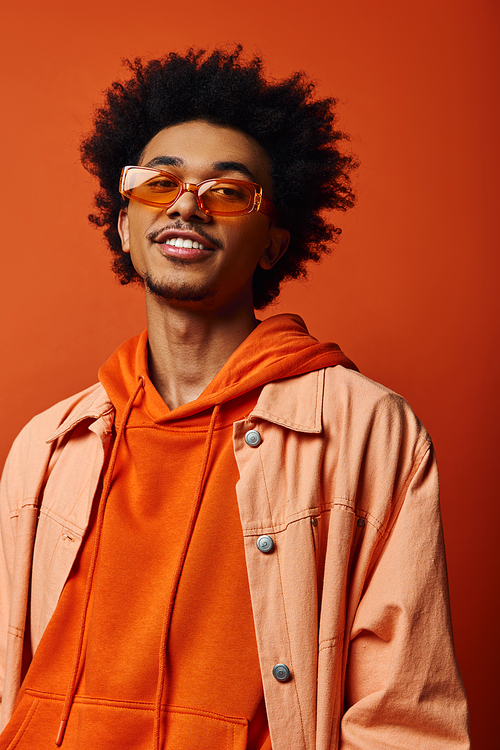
[80,46,357,309]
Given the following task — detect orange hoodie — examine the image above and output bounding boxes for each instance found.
[2,314,356,750]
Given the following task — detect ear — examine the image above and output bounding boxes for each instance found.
[258,226,290,270]
[117,208,130,253]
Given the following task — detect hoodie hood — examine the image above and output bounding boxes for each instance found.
[99,313,357,423]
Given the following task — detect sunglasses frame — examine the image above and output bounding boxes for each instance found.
[119,166,277,219]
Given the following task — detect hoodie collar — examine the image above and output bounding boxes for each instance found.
[47,314,357,440]
[98,313,357,425]
[45,367,331,442]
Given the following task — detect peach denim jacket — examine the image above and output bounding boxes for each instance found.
[0,366,470,749]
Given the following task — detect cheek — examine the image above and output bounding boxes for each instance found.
[223,219,270,260]
[124,220,151,277]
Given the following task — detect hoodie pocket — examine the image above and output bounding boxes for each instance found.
[2,690,248,750]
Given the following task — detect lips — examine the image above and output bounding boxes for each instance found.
[152,230,215,262]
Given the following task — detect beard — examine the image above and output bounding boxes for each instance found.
[143,269,219,303]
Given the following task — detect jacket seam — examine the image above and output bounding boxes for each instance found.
[7,626,24,638]
[241,501,384,536]
[318,631,344,652]
[8,499,38,519]
[37,506,86,535]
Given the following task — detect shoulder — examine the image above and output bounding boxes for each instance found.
[263,365,428,443]
[259,366,431,479]
[324,364,414,405]
[254,367,435,531]
[1,383,112,508]
[257,365,431,464]
[323,365,429,442]
[10,382,111,448]
[322,367,434,518]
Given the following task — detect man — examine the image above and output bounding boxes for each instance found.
[0,47,469,749]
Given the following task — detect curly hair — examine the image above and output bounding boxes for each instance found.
[80,46,357,309]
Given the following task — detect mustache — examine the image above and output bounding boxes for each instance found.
[147,222,223,249]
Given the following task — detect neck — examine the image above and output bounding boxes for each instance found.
[145,293,258,409]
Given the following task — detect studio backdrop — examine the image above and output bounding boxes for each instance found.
[1,1,498,746]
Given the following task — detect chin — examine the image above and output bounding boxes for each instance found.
[144,273,219,303]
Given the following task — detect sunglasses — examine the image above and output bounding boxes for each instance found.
[119,166,277,218]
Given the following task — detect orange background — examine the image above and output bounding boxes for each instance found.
[1,0,498,745]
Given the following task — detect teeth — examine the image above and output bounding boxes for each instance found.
[164,237,205,250]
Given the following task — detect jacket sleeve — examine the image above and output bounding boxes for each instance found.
[340,443,470,749]
[0,438,22,710]
[0,418,52,724]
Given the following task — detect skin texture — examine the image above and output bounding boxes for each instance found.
[117,120,290,409]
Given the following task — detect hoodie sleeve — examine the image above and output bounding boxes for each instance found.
[340,443,470,749]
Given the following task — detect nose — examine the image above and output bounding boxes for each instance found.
[165,184,210,223]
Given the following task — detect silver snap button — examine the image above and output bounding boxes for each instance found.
[311,517,318,527]
[357,518,366,527]
[244,429,262,447]
[256,535,274,553]
[272,663,291,682]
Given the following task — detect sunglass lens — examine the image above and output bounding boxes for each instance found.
[200,182,252,213]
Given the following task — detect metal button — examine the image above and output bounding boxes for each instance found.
[311,517,318,527]
[272,663,291,682]
[256,535,274,553]
[244,429,262,447]
[357,518,366,527]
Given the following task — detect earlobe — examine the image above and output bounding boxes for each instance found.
[118,208,131,253]
[259,227,290,270]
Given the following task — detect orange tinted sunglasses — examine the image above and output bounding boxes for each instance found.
[119,166,277,218]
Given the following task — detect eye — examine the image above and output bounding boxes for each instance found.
[209,184,248,201]
[146,178,178,191]
[214,186,240,197]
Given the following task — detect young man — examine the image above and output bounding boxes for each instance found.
[0,48,469,749]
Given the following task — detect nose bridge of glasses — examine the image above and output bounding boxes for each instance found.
[168,180,208,214]
[183,182,200,195]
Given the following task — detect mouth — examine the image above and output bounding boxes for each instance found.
[151,227,221,251]
[149,227,221,261]
[161,236,207,251]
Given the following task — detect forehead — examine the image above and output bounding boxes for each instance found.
[139,120,273,191]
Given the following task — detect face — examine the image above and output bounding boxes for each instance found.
[118,120,289,313]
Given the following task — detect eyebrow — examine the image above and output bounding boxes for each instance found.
[211,161,257,182]
[142,156,258,183]
[143,156,183,169]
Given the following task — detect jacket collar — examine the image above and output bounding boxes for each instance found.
[46,369,326,443]
[46,383,114,443]
[250,369,325,433]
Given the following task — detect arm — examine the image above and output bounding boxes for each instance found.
[0,440,22,714]
[341,444,470,749]
[0,420,51,728]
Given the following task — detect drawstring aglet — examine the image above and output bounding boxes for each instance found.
[55,719,67,746]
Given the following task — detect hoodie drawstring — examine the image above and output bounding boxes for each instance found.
[55,377,145,746]
[152,401,221,750]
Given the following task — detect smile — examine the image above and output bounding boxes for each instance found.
[163,237,206,250]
